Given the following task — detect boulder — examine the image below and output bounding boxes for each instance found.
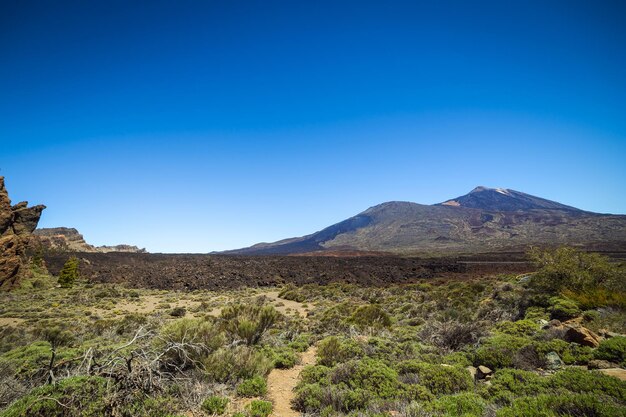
[0,177,45,290]
[545,351,564,370]
[562,320,602,348]
[477,365,493,379]
[466,366,477,380]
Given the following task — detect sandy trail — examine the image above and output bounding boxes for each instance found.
[267,346,317,417]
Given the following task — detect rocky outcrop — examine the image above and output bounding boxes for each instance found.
[33,227,146,253]
[0,177,45,290]
[562,320,603,348]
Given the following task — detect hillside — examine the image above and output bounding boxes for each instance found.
[224,187,626,255]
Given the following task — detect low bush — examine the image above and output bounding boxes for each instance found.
[485,369,545,404]
[201,396,229,415]
[220,304,280,345]
[426,392,487,417]
[547,297,581,321]
[495,320,538,337]
[349,304,392,329]
[156,319,224,370]
[317,336,364,367]
[474,334,532,369]
[247,400,272,417]
[396,361,473,396]
[263,345,298,369]
[547,368,626,400]
[203,346,272,383]
[236,376,267,397]
[496,393,624,417]
[594,336,626,365]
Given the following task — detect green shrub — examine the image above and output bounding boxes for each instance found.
[292,383,325,412]
[288,333,311,352]
[474,334,532,369]
[299,365,331,385]
[496,393,624,417]
[236,376,267,397]
[203,346,272,383]
[396,361,473,395]
[496,320,538,337]
[426,392,487,417]
[524,307,549,321]
[220,304,280,345]
[317,336,363,367]
[156,319,224,369]
[594,336,626,365]
[263,345,298,368]
[58,257,79,288]
[547,297,581,321]
[349,304,392,328]
[582,309,600,322]
[485,369,545,404]
[0,376,107,417]
[201,396,229,415]
[340,358,399,398]
[399,383,434,402]
[247,400,272,417]
[547,368,626,401]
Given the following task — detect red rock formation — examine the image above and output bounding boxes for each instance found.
[0,177,45,290]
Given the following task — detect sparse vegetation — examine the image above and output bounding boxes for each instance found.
[0,247,624,416]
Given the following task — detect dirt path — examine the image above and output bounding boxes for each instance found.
[267,346,317,417]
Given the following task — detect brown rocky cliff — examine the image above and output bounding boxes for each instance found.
[0,177,46,290]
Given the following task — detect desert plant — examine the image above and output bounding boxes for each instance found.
[156,318,224,370]
[547,297,581,321]
[396,361,473,396]
[248,400,272,417]
[594,336,626,365]
[349,304,392,329]
[236,375,267,397]
[220,304,279,345]
[201,395,229,415]
[203,346,273,382]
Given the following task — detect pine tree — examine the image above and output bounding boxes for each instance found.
[58,256,79,288]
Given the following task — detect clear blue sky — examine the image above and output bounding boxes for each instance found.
[1,1,625,253]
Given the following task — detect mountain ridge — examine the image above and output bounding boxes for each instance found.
[223,187,626,255]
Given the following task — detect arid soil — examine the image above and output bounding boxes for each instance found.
[40,252,539,290]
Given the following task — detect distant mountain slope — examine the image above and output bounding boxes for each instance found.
[34,227,146,253]
[223,187,626,255]
[438,186,582,212]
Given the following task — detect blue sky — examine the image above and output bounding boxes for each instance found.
[1,1,625,252]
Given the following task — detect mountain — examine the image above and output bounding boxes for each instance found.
[438,186,582,212]
[33,227,146,253]
[223,187,626,255]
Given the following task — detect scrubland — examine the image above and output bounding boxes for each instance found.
[0,248,625,416]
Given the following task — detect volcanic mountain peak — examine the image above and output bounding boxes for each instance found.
[438,186,581,212]
[223,186,625,256]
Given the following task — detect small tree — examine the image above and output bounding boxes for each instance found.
[58,256,79,288]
